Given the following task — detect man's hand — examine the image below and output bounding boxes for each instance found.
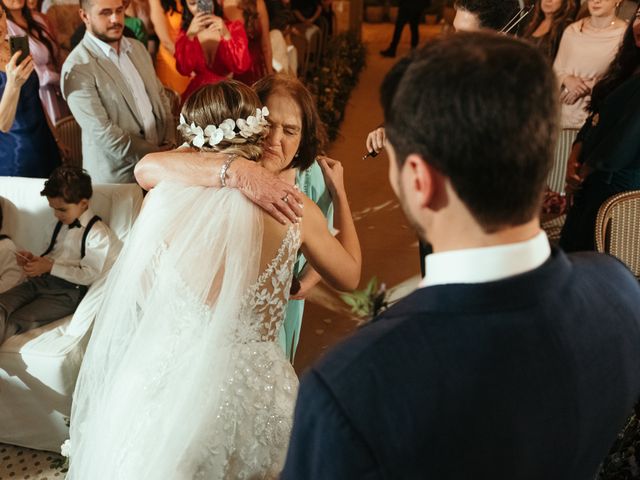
[15,250,34,267]
[23,256,53,277]
[365,127,386,155]
[229,159,304,224]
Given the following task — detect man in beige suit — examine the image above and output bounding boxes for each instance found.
[61,0,174,184]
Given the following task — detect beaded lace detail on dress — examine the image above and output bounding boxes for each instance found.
[195,223,301,479]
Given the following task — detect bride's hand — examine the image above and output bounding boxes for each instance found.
[230,160,304,225]
[318,156,345,198]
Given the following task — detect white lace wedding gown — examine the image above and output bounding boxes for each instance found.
[66,182,299,479]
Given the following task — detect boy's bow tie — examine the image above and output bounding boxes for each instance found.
[68,219,82,229]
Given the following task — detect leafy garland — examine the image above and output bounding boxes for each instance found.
[307,31,367,143]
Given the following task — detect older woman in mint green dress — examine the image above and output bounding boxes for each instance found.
[279,161,334,362]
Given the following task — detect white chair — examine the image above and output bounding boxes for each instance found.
[0,177,142,452]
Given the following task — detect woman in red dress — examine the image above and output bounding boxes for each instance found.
[225,0,274,85]
[175,0,251,102]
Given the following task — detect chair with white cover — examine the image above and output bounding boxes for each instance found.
[595,190,640,278]
[0,177,143,452]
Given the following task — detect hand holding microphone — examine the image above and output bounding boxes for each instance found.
[363,127,386,160]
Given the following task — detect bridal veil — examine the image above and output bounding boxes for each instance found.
[67,181,264,478]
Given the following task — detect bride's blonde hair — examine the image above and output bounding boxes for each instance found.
[179,80,268,161]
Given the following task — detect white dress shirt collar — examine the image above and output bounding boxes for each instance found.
[420,231,551,288]
[77,208,95,228]
[86,31,131,58]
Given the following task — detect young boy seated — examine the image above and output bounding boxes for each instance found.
[0,166,119,345]
[0,200,25,294]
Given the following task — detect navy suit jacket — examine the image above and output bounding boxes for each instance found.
[282,249,640,479]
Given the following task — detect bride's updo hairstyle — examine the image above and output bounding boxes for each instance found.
[179,80,269,161]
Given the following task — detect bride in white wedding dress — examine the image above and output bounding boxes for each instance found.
[66,80,361,479]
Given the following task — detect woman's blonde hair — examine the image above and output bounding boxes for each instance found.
[180,80,268,161]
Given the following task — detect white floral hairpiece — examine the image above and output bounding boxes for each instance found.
[178,107,270,149]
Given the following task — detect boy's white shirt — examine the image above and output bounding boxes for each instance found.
[48,208,119,286]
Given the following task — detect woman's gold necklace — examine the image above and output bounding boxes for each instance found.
[581,16,616,32]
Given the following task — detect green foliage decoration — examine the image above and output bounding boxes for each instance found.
[307,31,367,143]
[340,276,389,322]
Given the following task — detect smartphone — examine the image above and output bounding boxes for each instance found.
[9,36,30,66]
[197,0,213,14]
[14,251,31,262]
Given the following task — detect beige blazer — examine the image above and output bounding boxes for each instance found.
[61,34,175,184]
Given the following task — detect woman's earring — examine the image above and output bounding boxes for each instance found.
[294,152,300,158]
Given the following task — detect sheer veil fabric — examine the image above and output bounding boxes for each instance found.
[67,181,299,479]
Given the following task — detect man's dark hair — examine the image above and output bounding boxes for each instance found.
[41,166,93,204]
[380,53,415,116]
[454,0,520,30]
[383,32,558,232]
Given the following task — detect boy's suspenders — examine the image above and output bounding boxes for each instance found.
[81,216,102,259]
[42,215,102,259]
[42,222,63,257]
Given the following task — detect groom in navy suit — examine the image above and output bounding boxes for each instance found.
[282,32,640,479]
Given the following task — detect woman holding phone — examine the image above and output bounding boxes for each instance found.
[174,0,251,101]
[0,7,59,177]
[2,0,69,122]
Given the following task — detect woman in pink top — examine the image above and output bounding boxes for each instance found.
[2,0,69,122]
[553,0,626,129]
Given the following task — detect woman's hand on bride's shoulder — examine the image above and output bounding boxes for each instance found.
[318,156,345,198]
[231,160,304,225]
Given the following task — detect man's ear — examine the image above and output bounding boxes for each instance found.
[403,153,437,209]
[79,8,89,24]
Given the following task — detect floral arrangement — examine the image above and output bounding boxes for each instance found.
[307,32,367,142]
[340,276,389,323]
[178,107,270,149]
[49,418,71,473]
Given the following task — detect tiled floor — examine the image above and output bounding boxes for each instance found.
[0,444,65,480]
